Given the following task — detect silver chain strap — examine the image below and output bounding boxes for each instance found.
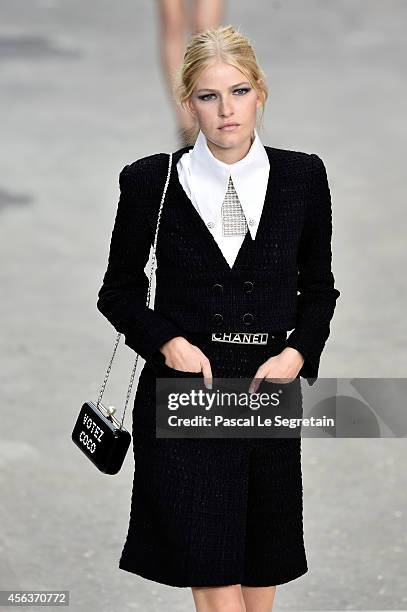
[96,153,173,430]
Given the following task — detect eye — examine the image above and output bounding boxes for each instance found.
[198,93,216,101]
[197,87,251,101]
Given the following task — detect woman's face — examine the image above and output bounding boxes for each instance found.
[185,61,262,153]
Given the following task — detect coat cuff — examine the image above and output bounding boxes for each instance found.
[285,330,321,387]
[119,315,185,365]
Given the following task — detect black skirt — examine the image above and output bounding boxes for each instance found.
[118,332,308,587]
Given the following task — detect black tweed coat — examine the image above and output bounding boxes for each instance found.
[96,144,341,587]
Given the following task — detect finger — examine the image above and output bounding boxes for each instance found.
[249,369,263,394]
[272,377,291,384]
[201,359,213,390]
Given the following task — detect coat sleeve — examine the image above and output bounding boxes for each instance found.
[96,162,186,363]
[285,153,340,386]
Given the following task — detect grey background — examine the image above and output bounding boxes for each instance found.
[0,0,406,610]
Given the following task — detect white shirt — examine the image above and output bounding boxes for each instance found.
[176,128,270,268]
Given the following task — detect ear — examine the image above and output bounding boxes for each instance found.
[184,97,197,117]
[255,79,264,108]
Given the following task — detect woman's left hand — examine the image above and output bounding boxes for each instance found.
[248,347,305,393]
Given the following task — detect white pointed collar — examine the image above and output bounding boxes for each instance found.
[181,128,270,240]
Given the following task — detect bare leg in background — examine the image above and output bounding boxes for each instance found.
[155,0,224,142]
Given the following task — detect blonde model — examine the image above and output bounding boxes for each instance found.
[97,25,340,612]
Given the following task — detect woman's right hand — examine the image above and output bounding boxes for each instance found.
[159,336,213,389]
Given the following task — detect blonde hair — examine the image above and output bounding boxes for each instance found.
[173,25,268,146]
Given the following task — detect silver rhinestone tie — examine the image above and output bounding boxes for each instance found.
[221,175,248,236]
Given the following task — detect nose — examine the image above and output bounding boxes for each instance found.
[218,96,234,118]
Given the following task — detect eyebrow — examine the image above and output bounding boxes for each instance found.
[196,82,251,93]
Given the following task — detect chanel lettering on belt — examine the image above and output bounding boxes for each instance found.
[211,332,269,344]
